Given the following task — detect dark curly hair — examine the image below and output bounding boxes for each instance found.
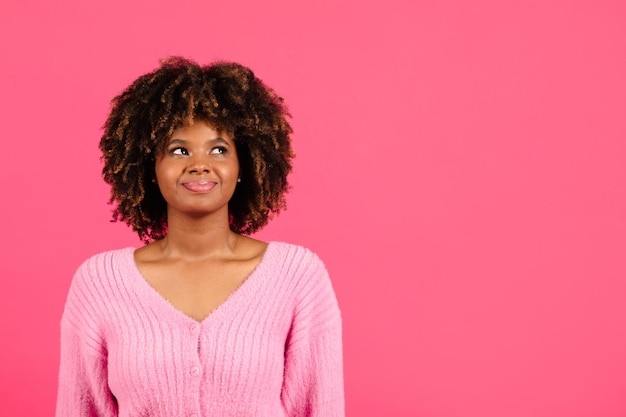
[99,57,294,242]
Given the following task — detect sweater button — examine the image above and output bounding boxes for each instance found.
[190,366,201,376]
[190,323,200,332]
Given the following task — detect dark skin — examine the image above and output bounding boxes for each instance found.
[133,120,267,322]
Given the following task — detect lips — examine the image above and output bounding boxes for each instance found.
[182,180,217,193]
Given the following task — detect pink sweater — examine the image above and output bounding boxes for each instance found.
[56,242,344,417]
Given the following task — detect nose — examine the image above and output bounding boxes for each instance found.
[187,154,211,174]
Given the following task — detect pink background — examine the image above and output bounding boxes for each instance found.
[1,0,625,416]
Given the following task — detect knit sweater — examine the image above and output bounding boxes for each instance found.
[56,242,344,417]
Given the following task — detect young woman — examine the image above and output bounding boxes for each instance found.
[56,57,344,417]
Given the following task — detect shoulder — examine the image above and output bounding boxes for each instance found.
[62,248,136,336]
[263,241,329,281]
[263,241,332,293]
[266,241,326,268]
[269,243,341,347]
[70,247,136,291]
[74,247,136,275]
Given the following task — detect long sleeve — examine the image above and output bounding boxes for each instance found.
[56,262,118,417]
[281,256,345,417]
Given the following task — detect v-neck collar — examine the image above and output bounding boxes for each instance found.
[123,242,275,326]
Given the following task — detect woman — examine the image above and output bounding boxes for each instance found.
[56,57,344,417]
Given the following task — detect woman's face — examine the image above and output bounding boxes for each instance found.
[155,120,240,219]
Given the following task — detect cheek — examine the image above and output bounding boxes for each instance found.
[155,158,176,176]
[154,164,178,191]
[217,157,239,179]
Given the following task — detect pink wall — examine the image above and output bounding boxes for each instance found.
[1,0,625,415]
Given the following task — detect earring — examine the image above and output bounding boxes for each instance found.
[237,178,241,183]
[151,178,156,183]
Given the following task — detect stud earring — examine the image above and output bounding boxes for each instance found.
[237,178,241,183]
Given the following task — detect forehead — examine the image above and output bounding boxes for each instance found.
[173,116,232,133]
[166,119,233,142]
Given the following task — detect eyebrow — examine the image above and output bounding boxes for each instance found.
[167,137,231,146]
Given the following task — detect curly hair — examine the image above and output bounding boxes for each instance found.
[99,57,294,242]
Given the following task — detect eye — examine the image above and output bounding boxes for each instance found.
[209,146,227,155]
[170,147,188,155]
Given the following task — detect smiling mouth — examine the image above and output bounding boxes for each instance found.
[182,180,217,193]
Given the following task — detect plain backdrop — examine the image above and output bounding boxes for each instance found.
[1,0,625,416]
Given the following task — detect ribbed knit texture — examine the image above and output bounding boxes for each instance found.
[56,242,344,417]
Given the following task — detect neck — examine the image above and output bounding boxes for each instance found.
[158,209,240,260]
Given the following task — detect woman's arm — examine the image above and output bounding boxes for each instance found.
[56,263,118,417]
[281,256,345,417]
